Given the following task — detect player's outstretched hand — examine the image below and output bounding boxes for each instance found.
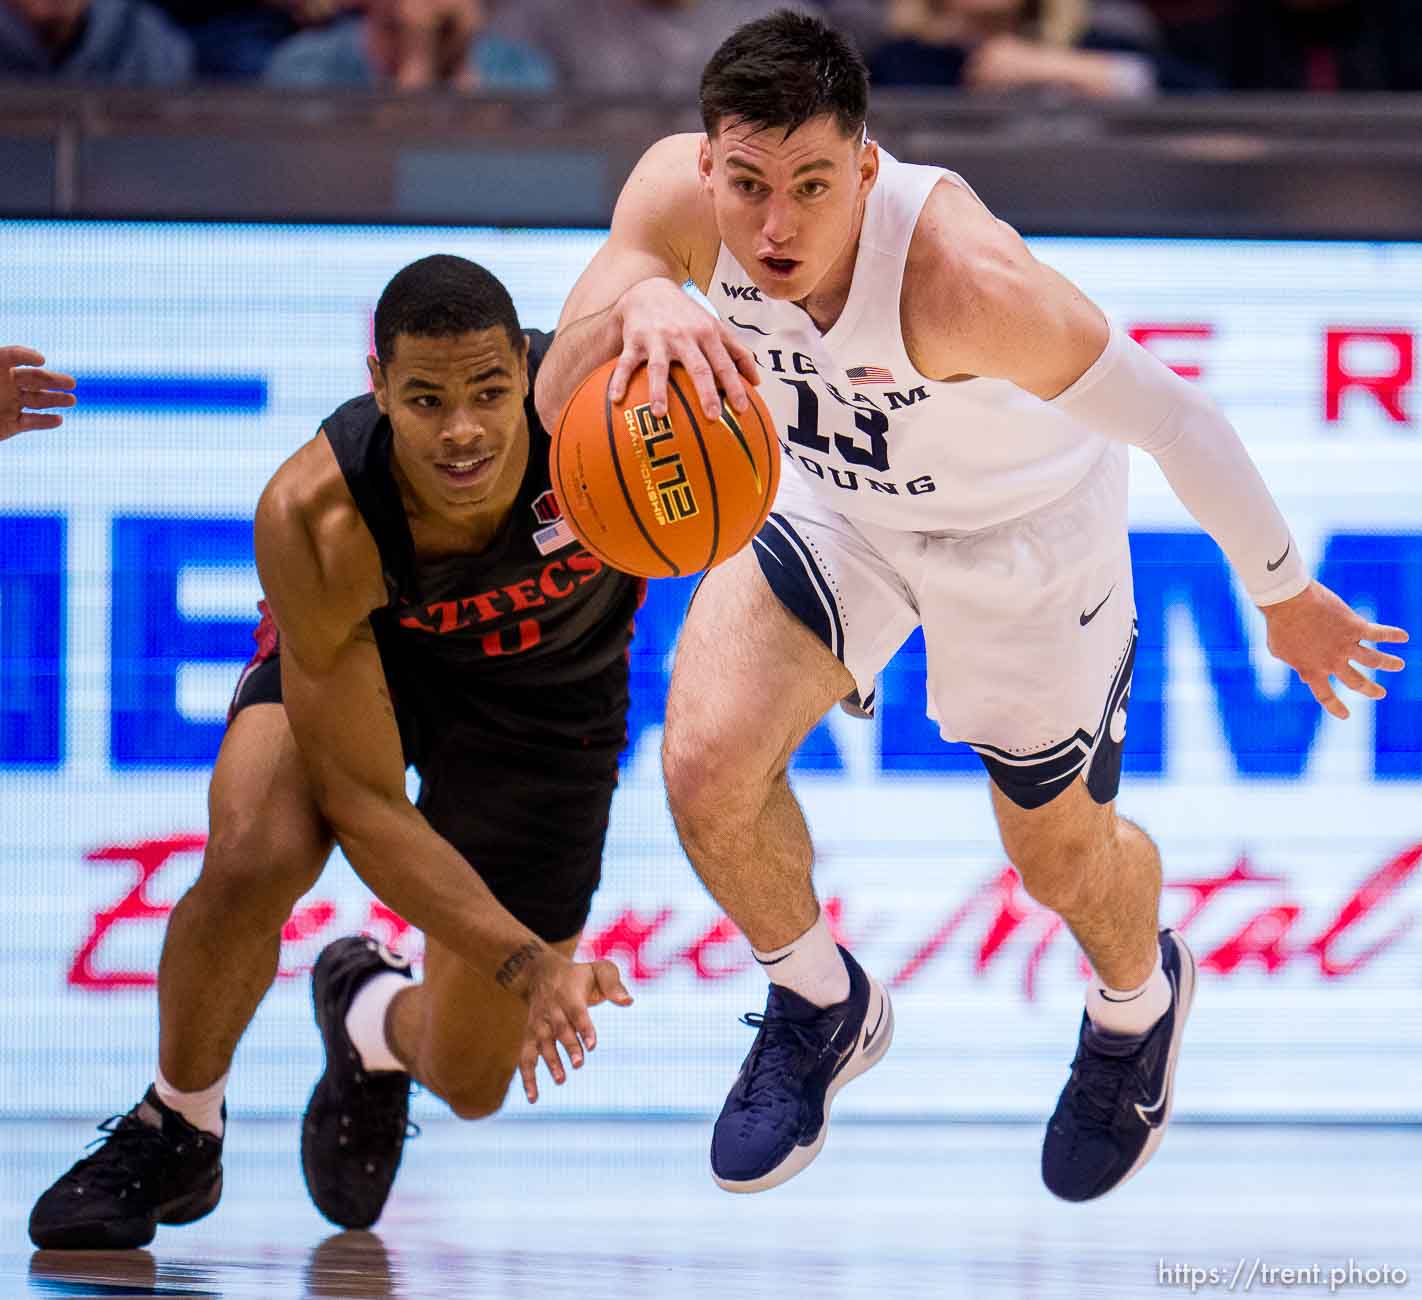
[1263,580,1408,720]
[609,277,760,424]
[2,347,76,441]
[517,952,633,1104]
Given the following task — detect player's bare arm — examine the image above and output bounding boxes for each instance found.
[1,346,76,441]
[904,182,1409,717]
[900,179,1108,401]
[536,133,758,428]
[255,436,631,1084]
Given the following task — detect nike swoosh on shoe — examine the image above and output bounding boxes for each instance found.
[862,1001,886,1051]
[1132,969,1179,1126]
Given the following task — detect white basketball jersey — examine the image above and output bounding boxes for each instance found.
[708,150,1108,533]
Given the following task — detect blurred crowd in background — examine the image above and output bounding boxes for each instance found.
[1,0,1419,97]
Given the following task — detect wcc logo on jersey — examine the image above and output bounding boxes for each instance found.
[530,489,576,555]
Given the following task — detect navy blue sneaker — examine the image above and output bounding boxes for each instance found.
[711,945,893,1193]
[1042,929,1197,1202]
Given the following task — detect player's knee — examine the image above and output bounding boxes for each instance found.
[195,815,324,928]
[439,1075,508,1122]
[662,725,758,829]
[1006,835,1099,915]
[447,1092,504,1123]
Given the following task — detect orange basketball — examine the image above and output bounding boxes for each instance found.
[550,359,780,579]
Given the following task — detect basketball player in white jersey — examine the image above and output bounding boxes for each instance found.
[535,10,1409,1200]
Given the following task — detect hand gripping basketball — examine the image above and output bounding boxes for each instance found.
[606,275,761,425]
[551,356,781,578]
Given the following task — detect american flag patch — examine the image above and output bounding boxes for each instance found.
[533,518,576,556]
[846,365,895,385]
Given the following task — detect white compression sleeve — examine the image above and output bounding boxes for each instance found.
[1051,322,1310,607]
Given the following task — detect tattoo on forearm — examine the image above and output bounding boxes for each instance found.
[495,940,545,989]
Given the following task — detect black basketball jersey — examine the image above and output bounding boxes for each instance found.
[320,329,642,752]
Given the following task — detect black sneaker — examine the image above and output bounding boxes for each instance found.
[301,936,415,1230]
[28,1086,223,1249]
[710,946,893,1192]
[1042,929,1197,1202]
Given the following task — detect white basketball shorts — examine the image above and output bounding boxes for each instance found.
[752,444,1137,809]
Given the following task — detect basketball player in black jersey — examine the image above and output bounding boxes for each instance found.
[30,255,639,1249]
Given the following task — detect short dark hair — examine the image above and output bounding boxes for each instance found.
[373,255,522,365]
[699,9,868,141]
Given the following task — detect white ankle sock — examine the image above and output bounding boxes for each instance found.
[344,972,410,1072]
[752,910,851,1008]
[1086,949,1171,1037]
[154,1067,227,1138]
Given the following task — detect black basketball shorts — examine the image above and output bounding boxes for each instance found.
[229,646,620,943]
